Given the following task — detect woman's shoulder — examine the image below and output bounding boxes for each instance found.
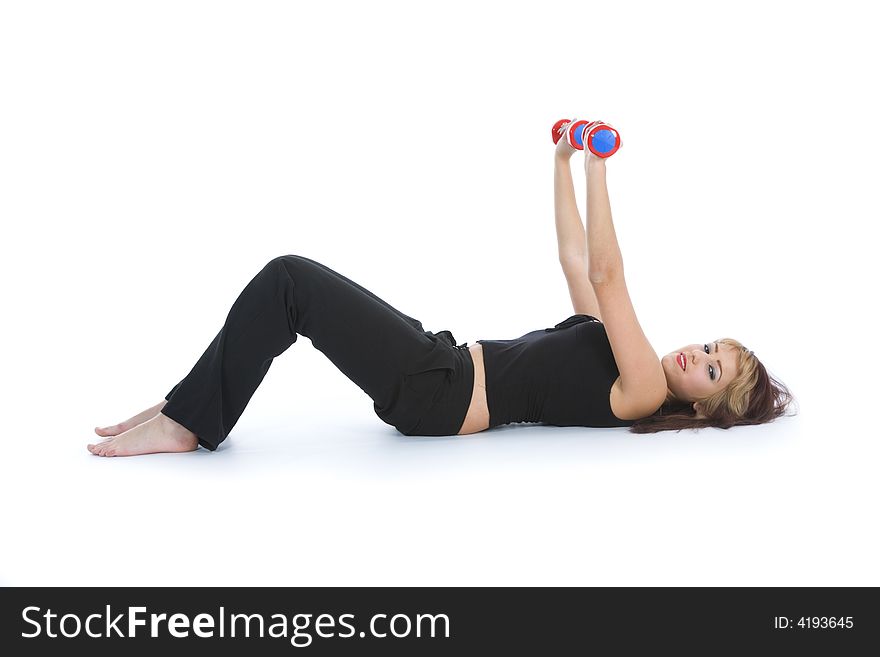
[609,376,664,421]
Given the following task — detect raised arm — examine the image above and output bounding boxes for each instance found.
[584,158,624,281]
[554,143,601,319]
[554,151,585,260]
[584,156,665,417]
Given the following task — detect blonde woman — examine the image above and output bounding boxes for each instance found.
[89,120,793,457]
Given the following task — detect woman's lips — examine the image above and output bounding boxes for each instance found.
[677,353,687,371]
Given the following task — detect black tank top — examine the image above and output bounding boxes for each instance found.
[476,314,635,429]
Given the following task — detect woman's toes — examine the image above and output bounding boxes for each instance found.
[88,437,114,455]
[92,439,111,455]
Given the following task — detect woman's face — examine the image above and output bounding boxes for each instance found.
[661,341,739,404]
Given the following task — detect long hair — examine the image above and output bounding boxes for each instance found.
[629,338,796,434]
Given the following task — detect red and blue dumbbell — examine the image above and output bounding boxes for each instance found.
[551,118,622,158]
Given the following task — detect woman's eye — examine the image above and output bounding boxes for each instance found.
[709,365,716,381]
[704,343,710,353]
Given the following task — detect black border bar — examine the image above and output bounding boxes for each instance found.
[2,587,877,654]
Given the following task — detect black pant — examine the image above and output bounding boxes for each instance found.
[161,255,475,451]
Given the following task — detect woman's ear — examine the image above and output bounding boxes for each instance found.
[692,402,707,419]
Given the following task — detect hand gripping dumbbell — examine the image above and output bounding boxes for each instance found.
[551,118,622,158]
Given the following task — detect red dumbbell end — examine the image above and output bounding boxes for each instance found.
[551,118,571,145]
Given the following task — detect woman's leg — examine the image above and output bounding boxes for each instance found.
[91,254,457,457]
[162,256,430,403]
[303,257,428,332]
[99,266,419,440]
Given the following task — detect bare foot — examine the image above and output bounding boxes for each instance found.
[87,412,198,457]
[95,400,168,437]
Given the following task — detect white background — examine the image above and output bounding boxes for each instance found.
[1,0,877,586]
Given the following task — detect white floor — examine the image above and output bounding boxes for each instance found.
[2,346,876,587]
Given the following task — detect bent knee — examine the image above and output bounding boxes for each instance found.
[269,254,303,266]
[267,254,310,273]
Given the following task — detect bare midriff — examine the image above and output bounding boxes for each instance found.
[456,343,490,435]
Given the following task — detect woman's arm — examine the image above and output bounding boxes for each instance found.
[554,153,601,318]
[585,158,624,282]
[554,153,586,261]
[585,155,665,416]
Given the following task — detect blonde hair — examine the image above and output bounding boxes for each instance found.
[629,338,795,434]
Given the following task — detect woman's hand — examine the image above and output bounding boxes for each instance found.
[556,118,608,166]
[554,118,577,161]
[582,121,611,169]
[583,145,602,169]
